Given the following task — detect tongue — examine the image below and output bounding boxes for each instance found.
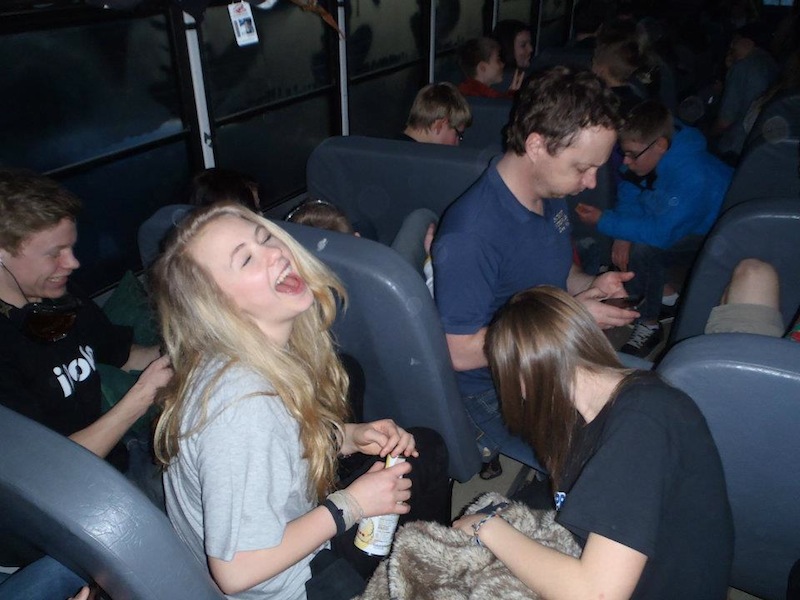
[276,273,306,294]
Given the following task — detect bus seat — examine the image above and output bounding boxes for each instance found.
[460,97,513,153]
[282,221,483,482]
[529,46,593,71]
[723,94,799,211]
[744,88,800,151]
[0,405,225,600]
[657,333,800,600]
[137,204,193,268]
[306,136,494,245]
[669,198,800,346]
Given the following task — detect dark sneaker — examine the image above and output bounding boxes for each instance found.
[620,322,663,358]
[658,302,678,323]
[479,455,503,480]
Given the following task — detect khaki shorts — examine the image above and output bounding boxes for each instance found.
[705,303,785,337]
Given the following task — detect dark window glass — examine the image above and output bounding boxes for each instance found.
[349,67,423,138]
[436,0,485,53]
[497,0,534,24]
[201,3,333,118]
[434,53,463,84]
[0,16,184,174]
[66,142,192,293]
[346,2,423,78]
[538,0,568,51]
[214,96,333,207]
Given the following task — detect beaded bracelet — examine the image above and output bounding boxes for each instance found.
[471,512,498,547]
[471,511,509,547]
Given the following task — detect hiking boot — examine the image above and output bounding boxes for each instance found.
[620,322,663,358]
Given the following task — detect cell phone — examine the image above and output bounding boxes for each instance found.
[602,296,643,310]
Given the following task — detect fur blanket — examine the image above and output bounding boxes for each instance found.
[355,492,582,600]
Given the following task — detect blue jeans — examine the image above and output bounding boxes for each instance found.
[626,236,703,321]
[124,433,165,511]
[462,387,545,473]
[0,556,85,600]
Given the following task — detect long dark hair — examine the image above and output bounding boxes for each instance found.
[485,286,624,487]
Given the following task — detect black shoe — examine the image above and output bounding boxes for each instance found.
[479,455,503,480]
[620,322,663,358]
[658,302,678,323]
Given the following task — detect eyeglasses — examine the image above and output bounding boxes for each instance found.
[622,138,658,161]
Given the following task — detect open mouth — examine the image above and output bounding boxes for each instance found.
[275,264,307,295]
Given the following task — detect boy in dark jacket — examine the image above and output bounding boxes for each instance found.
[576,100,733,357]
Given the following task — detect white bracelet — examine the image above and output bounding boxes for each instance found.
[326,489,365,532]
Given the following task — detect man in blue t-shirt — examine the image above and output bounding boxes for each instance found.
[433,67,638,477]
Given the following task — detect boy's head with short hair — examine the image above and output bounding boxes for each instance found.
[592,39,641,87]
[458,37,504,86]
[619,100,673,176]
[404,82,472,146]
[286,198,355,235]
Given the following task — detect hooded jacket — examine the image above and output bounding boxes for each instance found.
[598,123,733,249]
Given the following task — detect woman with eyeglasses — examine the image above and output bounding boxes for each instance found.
[150,203,423,599]
[453,286,733,599]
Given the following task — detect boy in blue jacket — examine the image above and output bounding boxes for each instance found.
[576,100,733,357]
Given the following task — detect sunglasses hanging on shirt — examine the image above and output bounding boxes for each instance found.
[0,262,82,343]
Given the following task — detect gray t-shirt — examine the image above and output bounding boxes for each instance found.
[164,361,318,600]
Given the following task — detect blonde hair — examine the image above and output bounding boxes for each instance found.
[485,286,625,488]
[406,82,472,131]
[151,203,350,502]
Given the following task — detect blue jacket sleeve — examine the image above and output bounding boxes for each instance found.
[598,172,711,249]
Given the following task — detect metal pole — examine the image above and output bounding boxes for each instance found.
[183,12,215,168]
[429,0,436,83]
[338,0,350,135]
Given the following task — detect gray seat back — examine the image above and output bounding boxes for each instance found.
[461,97,513,154]
[0,405,225,600]
[283,221,482,482]
[305,136,494,244]
[657,334,800,600]
[744,87,800,150]
[723,92,800,210]
[669,197,800,345]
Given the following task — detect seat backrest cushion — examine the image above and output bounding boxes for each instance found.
[283,221,482,482]
[724,93,800,210]
[306,136,494,245]
[461,97,513,154]
[0,405,224,600]
[669,197,800,345]
[658,334,800,600]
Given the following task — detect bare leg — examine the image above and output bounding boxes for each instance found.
[721,258,780,309]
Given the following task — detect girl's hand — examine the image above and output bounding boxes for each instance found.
[346,460,413,518]
[452,513,483,536]
[67,587,90,600]
[341,420,418,458]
